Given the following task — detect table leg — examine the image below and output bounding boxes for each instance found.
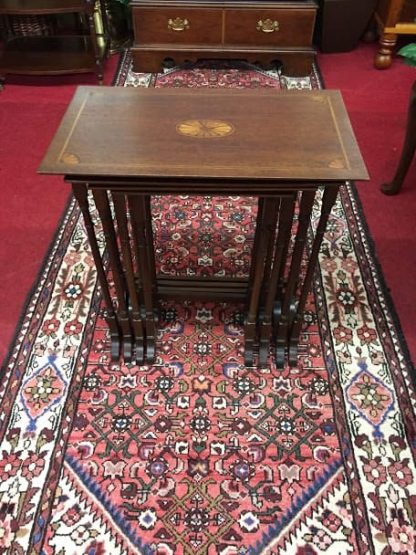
[259,198,280,314]
[113,192,145,364]
[288,186,339,366]
[374,33,396,70]
[244,197,278,367]
[128,194,157,364]
[144,195,158,314]
[246,197,264,312]
[72,183,121,360]
[258,193,296,368]
[275,190,316,369]
[381,80,416,195]
[93,189,134,362]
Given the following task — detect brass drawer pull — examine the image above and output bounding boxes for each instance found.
[168,17,190,31]
[256,19,279,33]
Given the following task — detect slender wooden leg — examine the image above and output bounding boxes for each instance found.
[113,193,145,364]
[245,197,265,361]
[259,198,280,314]
[246,197,265,312]
[128,194,157,364]
[288,186,339,366]
[275,189,316,369]
[244,198,277,367]
[382,80,416,195]
[258,194,296,368]
[72,183,121,360]
[93,189,133,362]
[144,195,157,314]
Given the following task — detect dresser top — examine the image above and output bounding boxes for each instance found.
[39,86,368,182]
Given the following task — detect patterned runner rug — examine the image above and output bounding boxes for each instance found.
[1,52,416,554]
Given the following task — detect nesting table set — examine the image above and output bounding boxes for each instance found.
[40,87,367,368]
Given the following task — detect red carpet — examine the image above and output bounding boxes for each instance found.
[0,56,120,363]
[318,43,416,366]
[0,43,415,368]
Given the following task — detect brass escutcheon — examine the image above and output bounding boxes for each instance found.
[256,19,279,33]
[167,17,190,31]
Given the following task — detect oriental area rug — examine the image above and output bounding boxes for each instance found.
[1,52,416,555]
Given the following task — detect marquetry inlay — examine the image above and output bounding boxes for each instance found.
[176,119,234,138]
[328,158,345,169]
[61,152,80,165]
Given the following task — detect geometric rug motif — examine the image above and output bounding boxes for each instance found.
[1,52,416,554]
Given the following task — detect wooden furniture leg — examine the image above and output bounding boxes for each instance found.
[72,183,121,360]
[246,197,264,310]
[274,189,316,369]
[288,186,339,366]
[244,198,278,367]
[128,194,157,364]
[144,195,158,314]
[258,193,296,368]
[374,32,397,69]
[93,189,134,362]
[259,198,280,315]
[113,193,145,364]
[381,80,416,195]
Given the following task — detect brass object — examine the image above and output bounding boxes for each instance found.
[99,0,131,54]
[176,119,234,138]
[256,19,279,33]
[167,17,190,31]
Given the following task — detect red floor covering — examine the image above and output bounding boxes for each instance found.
[318,43,416,367]
[0,55,120,364]
[0,44,415,367]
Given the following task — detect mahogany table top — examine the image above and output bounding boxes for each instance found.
[39,86,368,182]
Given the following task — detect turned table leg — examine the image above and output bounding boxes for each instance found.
[374,33,397,69]
[381,80,416,195]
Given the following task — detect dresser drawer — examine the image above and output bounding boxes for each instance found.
[224,8,315,46]
[133,7,223,45]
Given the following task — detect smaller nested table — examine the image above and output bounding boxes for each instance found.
[39,87,368,368]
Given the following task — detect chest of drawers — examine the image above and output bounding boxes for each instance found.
[131,0,317,76]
